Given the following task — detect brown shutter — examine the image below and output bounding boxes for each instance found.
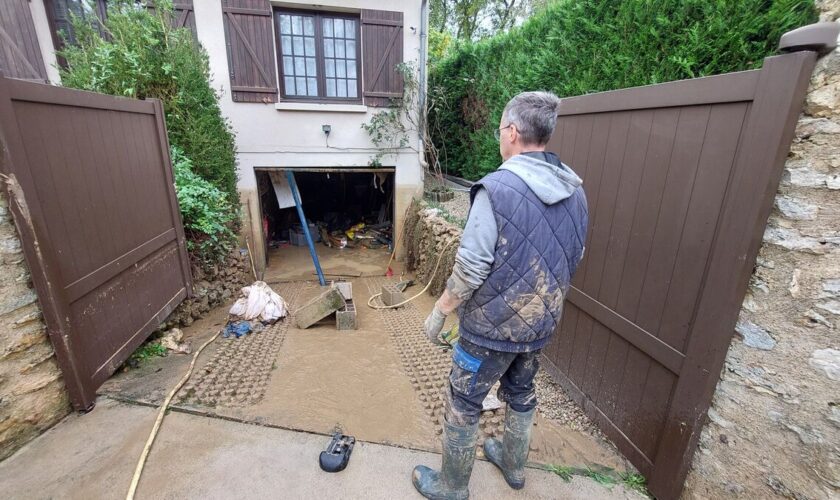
[222,0,278,103]
[361,9,404,107]
[0,0,48,81]
[144,1,197,37]
[172,1,196,36]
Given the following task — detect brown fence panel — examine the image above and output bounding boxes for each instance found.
[0,75,192,411]
[543,49,817,499]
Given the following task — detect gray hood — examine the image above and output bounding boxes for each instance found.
[498,152,582,205]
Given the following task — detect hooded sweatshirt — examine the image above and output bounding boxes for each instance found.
[449,151,588,352]
[446,151,585,300]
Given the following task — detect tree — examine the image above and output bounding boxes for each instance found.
[431,0,547,41]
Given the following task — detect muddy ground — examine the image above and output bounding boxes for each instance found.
[101,254,629,474]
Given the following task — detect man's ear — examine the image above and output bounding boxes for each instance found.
[509,125,518,143]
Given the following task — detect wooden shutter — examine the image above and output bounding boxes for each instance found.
[222,0,278,103]
[361,9,404,107]
[144,1,197,37]
[171,1,196,36]
[0,0,48,81]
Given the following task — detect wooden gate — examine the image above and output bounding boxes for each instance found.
[0,75,192,411]
[543,28,831,499]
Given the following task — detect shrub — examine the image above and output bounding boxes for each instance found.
[429,0,817,180]
[171,147,238,268]
[58,0,239,203]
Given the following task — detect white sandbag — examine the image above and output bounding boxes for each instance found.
[229,297,248,317]
[229,281,287,322]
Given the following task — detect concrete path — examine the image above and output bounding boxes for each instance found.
[0,398,641,500]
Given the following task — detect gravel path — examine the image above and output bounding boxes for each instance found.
[534,368,603,438]
[439,190,471,223]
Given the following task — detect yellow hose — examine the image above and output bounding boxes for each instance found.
[126,331,219,500]
[128,227,455,497]
[367,239,456,310]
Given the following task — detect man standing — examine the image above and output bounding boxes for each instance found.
[413,91,588,499]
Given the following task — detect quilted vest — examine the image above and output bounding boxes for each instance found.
[458,168,588,353]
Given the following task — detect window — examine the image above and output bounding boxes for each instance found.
[274,10,360,102]
[45,0,108,55]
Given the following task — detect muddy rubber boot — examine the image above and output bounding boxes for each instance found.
[412,420,479,500]
[483,407,535,489]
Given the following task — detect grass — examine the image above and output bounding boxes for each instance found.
[582,466,618,487]
[128,340,167,365]
[544,464,651,497]
[544,464,574,482]
[620,472,650,495]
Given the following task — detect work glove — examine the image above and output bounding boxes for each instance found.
[424,305,448,345]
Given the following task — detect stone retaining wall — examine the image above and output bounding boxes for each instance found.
[0,190,69,461]
[159,252,251,330]
[404,199,462,297]
[684,4,840,498]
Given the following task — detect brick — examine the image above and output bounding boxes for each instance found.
[332,281,352,300]
[336,299,357,330]
[381,284,406,307]
[294,288,345,329]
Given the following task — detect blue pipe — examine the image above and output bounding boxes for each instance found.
[285,170,326,286]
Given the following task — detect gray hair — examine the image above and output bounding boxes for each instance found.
[502,91,562,145]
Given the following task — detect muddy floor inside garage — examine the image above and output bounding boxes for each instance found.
[100,256,629,472]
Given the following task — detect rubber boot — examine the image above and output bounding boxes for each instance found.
[483,407,535,489]
[412,420,479,500]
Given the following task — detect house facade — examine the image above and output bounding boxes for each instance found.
[5,0,427,271]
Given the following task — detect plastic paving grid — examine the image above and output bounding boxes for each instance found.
[364,277,506,444]
[181,281,306,408]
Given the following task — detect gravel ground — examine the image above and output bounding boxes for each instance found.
[534,368,603,438]
[439,189,471,223]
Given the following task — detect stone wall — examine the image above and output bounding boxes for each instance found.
[159,251,251,331]
[405,199,462,297]
[684,5,840,498]
[0,190,69,462]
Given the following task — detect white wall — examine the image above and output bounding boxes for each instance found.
[29,0,61,84]
[193,0,425,268]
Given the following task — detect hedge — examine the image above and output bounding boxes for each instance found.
[429,0,817,180]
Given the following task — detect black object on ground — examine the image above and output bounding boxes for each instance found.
[319,433,356,473]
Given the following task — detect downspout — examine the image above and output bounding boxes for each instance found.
[418,0,429,172]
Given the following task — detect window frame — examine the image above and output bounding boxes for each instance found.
[44,0,109,67]
[272,8,362,104]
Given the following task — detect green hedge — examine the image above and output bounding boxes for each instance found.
[171,147,237,267]
[429,0,817,180]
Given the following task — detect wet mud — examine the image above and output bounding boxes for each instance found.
[102,248,628,472]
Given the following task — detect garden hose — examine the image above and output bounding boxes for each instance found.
[126,331,219,500]
[128,215,454,496]
[367,239,456,310]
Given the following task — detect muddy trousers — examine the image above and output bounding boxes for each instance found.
[445,338,541,427]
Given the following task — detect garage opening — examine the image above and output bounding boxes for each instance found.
[256,168,395,282]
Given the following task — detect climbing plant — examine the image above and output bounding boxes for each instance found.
[362,62,447,189]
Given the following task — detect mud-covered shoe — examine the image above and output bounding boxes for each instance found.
[412,420,479,500]
[483,407,536,489]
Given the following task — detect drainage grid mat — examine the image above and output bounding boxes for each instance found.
[364,277,506,444]
[180,281,305,408]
